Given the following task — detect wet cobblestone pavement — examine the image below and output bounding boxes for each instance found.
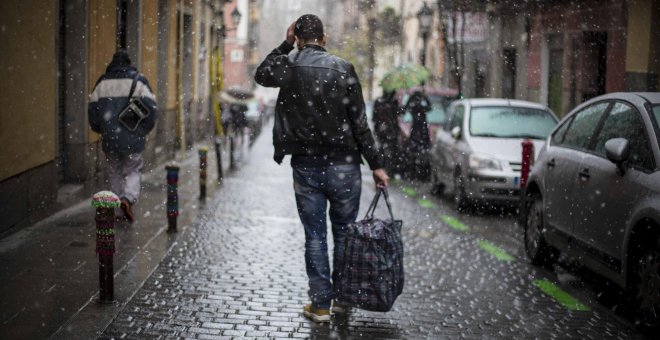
[101,128,647,339]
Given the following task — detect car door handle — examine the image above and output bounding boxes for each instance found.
[578,168,590,180]
[546,158,556,168]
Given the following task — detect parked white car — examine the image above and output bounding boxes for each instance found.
[430,98,558,211]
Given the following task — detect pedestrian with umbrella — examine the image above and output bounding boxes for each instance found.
[380,64,432,181]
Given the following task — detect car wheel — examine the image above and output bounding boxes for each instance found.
[453,173,469,212]
[524,194,557,266]
[632,245,660,329]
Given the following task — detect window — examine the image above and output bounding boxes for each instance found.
[561,102,609,150]
[652,104,660,146]
[230,49,244,62]
[448,105,465,131]
[400,95,448,125]
[469,106,557,139]
[551,116,573,145]
[593,102,654,170]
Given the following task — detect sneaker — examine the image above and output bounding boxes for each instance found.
[331,301,352,314]
[120,198,135,223]
[303,304,331,323]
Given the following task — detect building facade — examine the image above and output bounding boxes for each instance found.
[439,0,659,116]
[0,0,236,236]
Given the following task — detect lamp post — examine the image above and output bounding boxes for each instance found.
[219,4,241,170]
[417,2,433,67]
[221,6,242,38]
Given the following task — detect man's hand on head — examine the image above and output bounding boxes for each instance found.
[286,21,296,45]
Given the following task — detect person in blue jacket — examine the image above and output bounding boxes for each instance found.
[88,50,158,223]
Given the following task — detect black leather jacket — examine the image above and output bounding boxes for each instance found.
[254,41,382,170]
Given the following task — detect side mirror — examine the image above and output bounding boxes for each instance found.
[605,138,630,176]
[451,126,461,140]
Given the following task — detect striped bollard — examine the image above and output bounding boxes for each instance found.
[520,138,535,189]
[166,164,180,232]
[199,147,208,200]
[91,191,121,304]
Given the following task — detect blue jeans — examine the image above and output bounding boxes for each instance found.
[293,164,362,309]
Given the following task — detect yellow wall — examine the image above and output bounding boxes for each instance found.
[88,0,117,143]
[653,0,660,88]
[626,0,652,72]
[167,0,179,111]
[0,0,57,181]
[142,0,159,87]
[192,0,201,102]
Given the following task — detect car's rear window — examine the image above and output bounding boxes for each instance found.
[470,106,557,139]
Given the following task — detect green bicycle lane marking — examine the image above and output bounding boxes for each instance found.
[440,215,470,232]
[401,187,417,196]
[438,214,591,312]
[417,198,436,209]
[399,187,436,208]
[476,239,515,262]
[532,279,592,311]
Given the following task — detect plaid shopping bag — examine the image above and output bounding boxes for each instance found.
[336,188,404,312]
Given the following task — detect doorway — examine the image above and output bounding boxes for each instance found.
[545,34,564,116]
[581,32,607,101]
[502,48,517,99]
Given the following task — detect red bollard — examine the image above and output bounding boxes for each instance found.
[520,139,535,188]
[91,191,121,304]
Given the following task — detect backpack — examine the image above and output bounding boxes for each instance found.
[336,188,404,312]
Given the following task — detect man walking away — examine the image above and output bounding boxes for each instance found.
[88,50,158,223]
[254,14,389,323]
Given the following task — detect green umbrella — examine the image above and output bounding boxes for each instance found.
[380,64,430,92]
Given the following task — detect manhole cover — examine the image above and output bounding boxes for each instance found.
[68,241,89,248]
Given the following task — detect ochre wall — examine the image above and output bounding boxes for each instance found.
[142,0,159,88]
[88,0,117,143]
[625,0,652,73]
[167,0,179,111]
[0,0,57,181]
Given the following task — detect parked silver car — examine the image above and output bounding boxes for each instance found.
[430,98,558,210]
[521,92,660,328]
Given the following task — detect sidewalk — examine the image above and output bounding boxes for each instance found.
[0,137,242,339]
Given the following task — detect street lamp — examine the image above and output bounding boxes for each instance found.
[231,7,242,28]
[219,6,241,38]
[417,2,433,67]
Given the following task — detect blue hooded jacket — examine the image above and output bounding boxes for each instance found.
[88,52,158,155]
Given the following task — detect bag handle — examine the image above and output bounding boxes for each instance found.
[127,73,139,99]
[364,188,395,221]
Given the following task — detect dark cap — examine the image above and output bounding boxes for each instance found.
[111,49,131,66]
[294,14,324,41]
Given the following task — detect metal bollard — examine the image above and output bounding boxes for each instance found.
[520,138,535,189]
[166,164,180,232]
[91,191,120,304]
[214,136,223,183]
[199,147,208,200]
